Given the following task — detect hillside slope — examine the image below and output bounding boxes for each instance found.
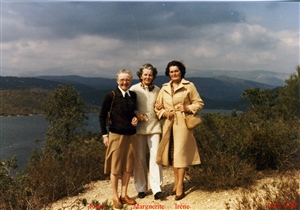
[0,88,50,116]
[0,75,278,115]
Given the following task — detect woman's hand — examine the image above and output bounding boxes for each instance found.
[103,136,109,147]
[164,110,174,119]
[155,103,164,110]
[176,104,189,113]
[131,116,138,126]
[135,111,147,122]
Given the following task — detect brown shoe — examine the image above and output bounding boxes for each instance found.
[175,191,185,200]
[113,197,123,209]
[120,195,137,205]
[175,184,185,201]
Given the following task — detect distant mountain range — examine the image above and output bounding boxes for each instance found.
[1,69,286,112]
[188,69,289,87]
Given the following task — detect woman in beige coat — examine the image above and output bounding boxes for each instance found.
[155,60,204,200]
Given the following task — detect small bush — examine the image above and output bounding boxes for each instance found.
[0,157,35,210]
[241,116,300,171]
[230,171,300,210]
[189,113,257,190]
[188,153,256,190]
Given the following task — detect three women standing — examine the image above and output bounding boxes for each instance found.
[155,60,204,200]
[99,61,203,206]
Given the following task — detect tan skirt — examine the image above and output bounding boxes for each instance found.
[104,132,137,174]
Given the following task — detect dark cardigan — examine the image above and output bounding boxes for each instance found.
[99,88,137,135]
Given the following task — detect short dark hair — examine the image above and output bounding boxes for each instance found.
[165,60,186,78]
[137,63,158,82]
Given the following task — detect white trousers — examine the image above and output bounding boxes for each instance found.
[133,134,163,195]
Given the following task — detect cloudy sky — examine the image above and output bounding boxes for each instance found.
[1,1,299,78]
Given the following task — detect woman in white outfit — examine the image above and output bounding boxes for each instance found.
[131,63,165,200]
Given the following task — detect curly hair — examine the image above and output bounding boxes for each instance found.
[136,63,158,82]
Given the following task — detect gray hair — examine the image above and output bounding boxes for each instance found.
[116,69,133,80]
[137,63,158,82]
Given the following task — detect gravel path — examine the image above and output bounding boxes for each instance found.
[47,167,242,210]
[46,167,299,210]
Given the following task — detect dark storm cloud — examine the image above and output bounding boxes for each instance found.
[2,1,297,77]
[3,2,244,42]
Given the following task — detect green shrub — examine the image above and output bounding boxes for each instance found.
[240,115,300,171]
[189,112,257,190]
[0,132,107,209]
[189,108,299,190]
[24,132,107,209]
[16,85,108,209]
[0,157,31,210]
[240,67,300,171]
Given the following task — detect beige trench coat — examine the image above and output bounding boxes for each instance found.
[155,79,204,167]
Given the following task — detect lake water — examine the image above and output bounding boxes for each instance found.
[0,110,236,171]
[0,113,100,172]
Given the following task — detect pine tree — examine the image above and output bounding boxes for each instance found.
[43,84,87,153]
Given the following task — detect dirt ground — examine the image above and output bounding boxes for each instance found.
[47,167,299,210]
